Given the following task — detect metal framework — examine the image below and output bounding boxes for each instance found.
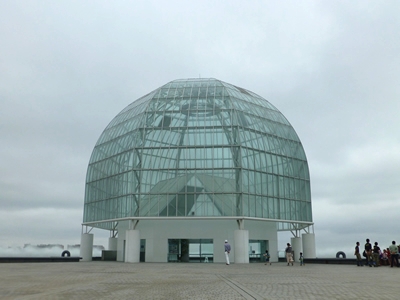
[83,78,313,233]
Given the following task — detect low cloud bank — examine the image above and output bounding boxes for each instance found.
[0,244,104,257]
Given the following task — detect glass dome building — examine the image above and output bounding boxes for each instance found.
[81,78,315,263]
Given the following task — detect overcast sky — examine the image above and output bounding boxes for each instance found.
[1,0,399,257]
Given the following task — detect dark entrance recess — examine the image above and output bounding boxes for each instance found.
[140,239,146,262]
[168,239,213,262]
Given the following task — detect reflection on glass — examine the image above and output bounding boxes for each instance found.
[84,79,312,232]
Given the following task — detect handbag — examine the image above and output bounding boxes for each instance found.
[362,250,366,257]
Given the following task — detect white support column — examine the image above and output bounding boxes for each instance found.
[290,237,302,262]
[234,229,249,263]
[108,237,118,251]
[302,233,316,258]
[125,229,140,263]
[80,233,93,262]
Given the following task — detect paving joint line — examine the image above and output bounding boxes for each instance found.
[218,274,265,300]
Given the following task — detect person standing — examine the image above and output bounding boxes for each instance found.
[389,241,399,268]
[299,252,305,266]
[285,243,293,266]
[364,239,372,267]
[354,242,363,266]
[224,240,231,265]
[386,248,392,265]
[372,242,381,267]
[263,250,271,265]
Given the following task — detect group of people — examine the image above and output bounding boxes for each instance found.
[224,240,274,265]
[224,241,306,266]
[285,243,304,266]
[354,239,400,268]
[224,238,399,267]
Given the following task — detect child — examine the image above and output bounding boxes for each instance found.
[299,252,304,266]
[263,250,271,265]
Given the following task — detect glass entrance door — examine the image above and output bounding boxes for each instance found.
[249,240,268,262]
[189,239,213,262]
[167,239,214,262]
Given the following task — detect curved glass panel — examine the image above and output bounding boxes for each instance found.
[84,78,312,230]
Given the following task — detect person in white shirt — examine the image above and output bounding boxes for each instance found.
[224,240,231,265]
[388,241,399,268]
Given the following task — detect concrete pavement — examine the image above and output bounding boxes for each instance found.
[0,261,398,299]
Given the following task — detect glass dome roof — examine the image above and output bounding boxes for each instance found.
[84,78,312,230]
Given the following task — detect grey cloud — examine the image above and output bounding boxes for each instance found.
[1,0,399,254]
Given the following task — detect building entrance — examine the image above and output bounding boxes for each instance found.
[249,240,269,262]
[140,239,146,262]
[168,239,213,263]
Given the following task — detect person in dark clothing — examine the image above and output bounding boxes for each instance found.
[364,239,372,267]
[372,242,380,267]
[354,242,363,266]
[263,250,271,265]
[285,243,293,266]
[299,252,305,266]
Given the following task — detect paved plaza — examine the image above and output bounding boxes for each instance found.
[0,261,398,299]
